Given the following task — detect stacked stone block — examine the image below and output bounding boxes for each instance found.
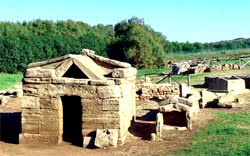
[136,83,179,100]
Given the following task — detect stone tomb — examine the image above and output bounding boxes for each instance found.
[19,49,137,146]
[205,76,245,92]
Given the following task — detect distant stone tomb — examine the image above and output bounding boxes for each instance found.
[19,49,137,147]
[205,76,245,92]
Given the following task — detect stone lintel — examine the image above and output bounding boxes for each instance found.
[82,49,131,68]
[19,133,60,144]
[111,67,137,78]
[23,78,52,84]
[25,68,55,78]
[27,55,70,68]
[88,80,115,86]
[52,78,89,85]
[55,59,73,77]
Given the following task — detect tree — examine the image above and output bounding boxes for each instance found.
[108,18,165,68]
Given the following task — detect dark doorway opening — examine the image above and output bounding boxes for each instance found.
[163,111,187,127]
[0,112,21,144]
[62,63,88,79]
[61,96,83,147]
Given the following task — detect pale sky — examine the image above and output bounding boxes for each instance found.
[0,0,250,43]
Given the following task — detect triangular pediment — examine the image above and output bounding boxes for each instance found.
[54,55,106,80]
[26,49,133,80]
[62,63,89,79]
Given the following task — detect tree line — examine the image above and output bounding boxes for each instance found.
[0,17,250,73]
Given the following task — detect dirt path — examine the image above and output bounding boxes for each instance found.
[0,91,249,156]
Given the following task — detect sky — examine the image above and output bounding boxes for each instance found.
[0,0,250,43]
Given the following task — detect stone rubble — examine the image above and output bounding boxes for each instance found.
[94,129,118,148]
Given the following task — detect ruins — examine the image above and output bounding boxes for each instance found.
[16,48,249,148]
[19,49,137,147]
[205,76,245,92]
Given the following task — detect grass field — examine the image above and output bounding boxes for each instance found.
[165,48,250,62]
[0,73,23,90]
[138,66,250,86]
[175,112,250,156]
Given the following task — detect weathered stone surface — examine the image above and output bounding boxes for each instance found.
[25,68,55,78]
[159,104,176,112]
[16,89,23,97]
[83,136,95,148]
[19,133,60,144]
[27,55,71,68]
[206,76,245,92]
[112,67,137,78]
[95,129,118,148]
[238,76,250,89]
[102,99,120,111]
[137,83,179,100]
[73,55,106,80]
[158,96,178,106]
[21,96,39,108]
[218,102,238,108]
[55,59,73,77]
[0,95,9,105]
[156,113,163,137]
[200,89,218,108]
[23,78,52,84]
[52,78,89,85]
[186,111,192,130]
[187,95,200,113]
[180,83,191,97]
[151,133,156,141]
[235,97,245,104]
[218,94,235,104]
[89,80,115,86]
[83,49,131,68]
[97,86,121,98]
[177,97,193,107]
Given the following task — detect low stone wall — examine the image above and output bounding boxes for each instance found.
[184,64,240,74]
[207,64,240,72]
[136,83,179,100]
[185,64,209,74]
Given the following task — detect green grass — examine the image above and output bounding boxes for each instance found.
[137,68,170,78]
[138,48,250,86]
[166,49,250,62]
[0,73,23,90]
[175,112,250,156]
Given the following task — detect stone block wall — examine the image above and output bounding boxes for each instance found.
[136,83,179,100]
[208,64,240,72]
[20,77,136,145]
[183,64,240,74]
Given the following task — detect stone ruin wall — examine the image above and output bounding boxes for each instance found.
[184,63,240,74]
[136,83,179,100]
